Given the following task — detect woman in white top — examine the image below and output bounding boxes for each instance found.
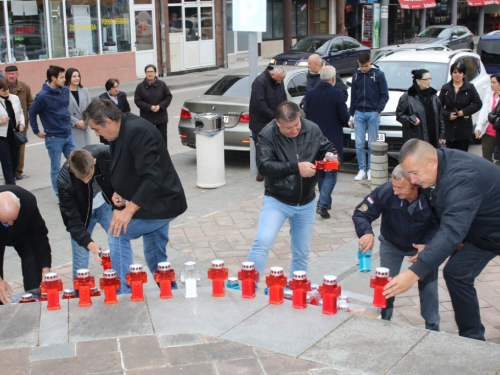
[65,68,92,149]
[0,78,24,184]
[475,73,500,162]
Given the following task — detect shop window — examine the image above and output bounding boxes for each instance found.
[263,0,308,41]
[7,0,48,62]
[66,0,99,56]
[168,6,182,33]
[100,0,131,53]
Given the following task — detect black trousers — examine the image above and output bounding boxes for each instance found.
[443,241,497,340]
[155,122,167,145]
[446,139,470,152]
[0,136,19,185]
[0,236,43,293]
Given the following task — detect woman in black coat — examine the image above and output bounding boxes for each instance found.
[396,69,445,148]
[438,61,482,152]
[98,78,131,113]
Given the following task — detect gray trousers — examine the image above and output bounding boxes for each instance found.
[379,235,440,331]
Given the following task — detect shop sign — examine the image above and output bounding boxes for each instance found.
[398,0,437,9]
[466,0,498,5]
[14,27,36,34]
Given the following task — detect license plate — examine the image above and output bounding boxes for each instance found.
[350,132,385,142]
[223,116,229,124]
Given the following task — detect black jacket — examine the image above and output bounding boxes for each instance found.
[0,185,51,273]
[99,92,131,113]
[258,117,336,206]
[410,148,500,279]
[396,86,445,144]
[300,71,348,109]
[249,69,287,134]
[110,112,187,219]
[352,181,438,252]
[305,82,350,160]
[57,144,116,249]
[134,78,173,125]
[438,80,482,141]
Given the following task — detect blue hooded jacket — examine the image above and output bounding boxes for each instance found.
[349,66,389,116]
[29,82,71,137]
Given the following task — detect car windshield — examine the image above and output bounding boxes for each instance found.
[376,61,449,90]
[417,27,451,39]
[372,50,390,63]
[480,40,500,65]
[290,38,329,53]
[204,75,249,97]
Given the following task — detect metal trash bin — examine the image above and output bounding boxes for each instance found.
[194,113,226,189]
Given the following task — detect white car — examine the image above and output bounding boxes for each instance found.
[343,50,491,159]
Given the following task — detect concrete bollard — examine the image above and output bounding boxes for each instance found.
[370,141,388,189]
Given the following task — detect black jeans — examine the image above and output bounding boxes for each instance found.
[0,136,19,184]
[155,122,167,145]
[443,241,498,340]
[446,139,470,152]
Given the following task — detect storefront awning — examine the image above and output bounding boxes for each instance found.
[466,0,498,6]
[398,0,437,9]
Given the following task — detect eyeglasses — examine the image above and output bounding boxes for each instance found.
[145,70,156,73]
[420,78,432,81]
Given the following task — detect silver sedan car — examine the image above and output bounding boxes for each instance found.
[178,66,309,151]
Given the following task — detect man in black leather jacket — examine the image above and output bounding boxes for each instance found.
[246,102,336,279]
[57,144,116,279]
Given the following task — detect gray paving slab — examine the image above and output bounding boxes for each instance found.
[221,301,352,357]
[146,286,268,336]
[159,332,204,347]
[31,342,76,361]
[39,300,69,346]
[299,314,429,375]
[387,330,500,375]
[68,294,154,341]
[0,302,40,349]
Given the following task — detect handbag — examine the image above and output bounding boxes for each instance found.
[488,96,500,125]
[0,99,27,145]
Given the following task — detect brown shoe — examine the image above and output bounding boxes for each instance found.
[256,173,264,182]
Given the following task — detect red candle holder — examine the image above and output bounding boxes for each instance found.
[100,269,120,305]
[41,272,63,310]
[288,271,311,309]
[126,264,147,302]
[101,249,112,271]
[319,275,341,315]
[265,266,287,305]
[238,262,259,299]
[73,268,95,307]
[370,267,392,308]
[154,261,176,299]
[207,260,229,297]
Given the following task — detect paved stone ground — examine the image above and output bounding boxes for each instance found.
[2,333,333,375]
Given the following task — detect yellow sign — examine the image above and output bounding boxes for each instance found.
[70,24,97,32]
[101,18,130,25]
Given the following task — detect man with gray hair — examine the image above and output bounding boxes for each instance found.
[300,53,348,111]
[246,101,336,279]
[249,65,287,181]
[0,186,52,304]
[305,65,349,218]
[352,164,440,331]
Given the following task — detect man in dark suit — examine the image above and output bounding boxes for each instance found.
[83,99,187,293]
[305,66,350,219]
[0,185,52,304]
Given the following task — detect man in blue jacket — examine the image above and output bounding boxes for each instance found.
[349,51,389,181]
[305,66,349,219]
[29,65,75,197]
[353,165,440,330]
[386,139,500,340]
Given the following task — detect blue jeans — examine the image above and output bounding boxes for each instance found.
[45,135,75,197]
[443,241,497,340]
[379,235,440,331]
[70,203,113,280]
[354,111,380,172]
[108,217,174,294]
[247,196,316,280]
[317,170,338,210]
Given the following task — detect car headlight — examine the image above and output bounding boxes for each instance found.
[297,61,308,67]
[269,58,276,64]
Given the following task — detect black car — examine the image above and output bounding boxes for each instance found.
[410,25,474,51]
[270,35,370,74]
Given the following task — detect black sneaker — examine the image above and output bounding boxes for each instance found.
[316,207,330,219]
[15,174,23,180]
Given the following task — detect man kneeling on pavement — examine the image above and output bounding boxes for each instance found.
[353,165,440,331]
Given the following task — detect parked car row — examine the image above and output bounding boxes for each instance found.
[178,33,490,161]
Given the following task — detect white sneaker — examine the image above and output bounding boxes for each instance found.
[354,170,366,181]
[367,170,371,181]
